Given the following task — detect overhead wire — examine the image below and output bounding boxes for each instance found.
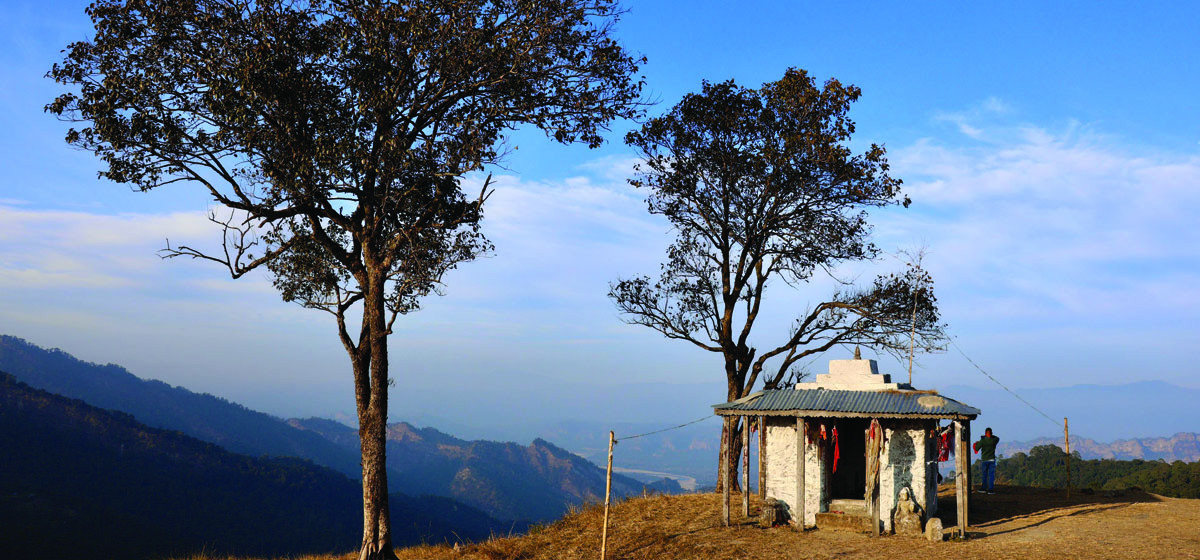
[616,414,716,442]
[951,336,1059,428]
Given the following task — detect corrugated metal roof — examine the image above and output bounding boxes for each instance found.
[713,389,980,419]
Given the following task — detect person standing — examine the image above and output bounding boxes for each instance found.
[974,427,1000,494]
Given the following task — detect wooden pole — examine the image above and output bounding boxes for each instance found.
[743,418,751,517]
[965,422,972,493]
[1064,417,1071,501]
[600,430,615,560]
[908,290,918,385]
[795,417,806,530]
[722,417,731,527]
[954,420,969,539]
[758,415,767,500]
[871,421,880,537]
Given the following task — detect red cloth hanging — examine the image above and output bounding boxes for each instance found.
[831,426,840,473]
[938,429,952,462]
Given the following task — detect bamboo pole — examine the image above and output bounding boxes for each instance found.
[600,430,615,560]
[1065,417,1071,501]
[722,417,731,527]
[743,417,750,517]
[796,417,806,530]
[758,415,767,500]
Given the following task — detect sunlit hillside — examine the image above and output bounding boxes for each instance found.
[172,487,1200,560]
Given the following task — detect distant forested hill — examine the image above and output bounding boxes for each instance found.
[290,418,682,522]
[0,335,362,476]
[0,372,504,560]
[978,444,1200,499]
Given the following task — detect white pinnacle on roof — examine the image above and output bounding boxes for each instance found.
[798,356,903,391]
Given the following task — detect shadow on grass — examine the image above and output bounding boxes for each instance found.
[935,484,1161,539]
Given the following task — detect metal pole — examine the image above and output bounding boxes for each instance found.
[600,431,614,560]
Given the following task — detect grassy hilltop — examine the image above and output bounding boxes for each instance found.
[175,486,1200,560]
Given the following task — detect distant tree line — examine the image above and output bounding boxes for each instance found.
[973,444,1200,499]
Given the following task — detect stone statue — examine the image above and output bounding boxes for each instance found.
[893,486,924,537]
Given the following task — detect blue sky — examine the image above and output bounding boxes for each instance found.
[1,1,1198,440]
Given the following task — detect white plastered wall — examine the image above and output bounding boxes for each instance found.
[878,420,934,532]
[764,417,825,527]
[766,416,939,531]
[764,419,797,519]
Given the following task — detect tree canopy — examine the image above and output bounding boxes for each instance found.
[48,1,644,557]
[612,69,942,398]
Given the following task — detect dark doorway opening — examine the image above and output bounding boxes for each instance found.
[829,418,869,500]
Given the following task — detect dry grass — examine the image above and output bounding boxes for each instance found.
[175,486,1200,560]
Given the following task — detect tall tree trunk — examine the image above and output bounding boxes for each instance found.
[717,374,744,494]
[717,420,744,493]
[728,418,744,493]
[356,271,397,560]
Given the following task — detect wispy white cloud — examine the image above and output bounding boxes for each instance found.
[882,115,1200,325]
[0,206,215,290]
[4,118,1199,409]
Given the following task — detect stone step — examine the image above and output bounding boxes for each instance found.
[815,511,874,533]
[828,498,868,516]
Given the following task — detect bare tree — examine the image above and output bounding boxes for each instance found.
[609,69,944,491]
[48,1,644,557]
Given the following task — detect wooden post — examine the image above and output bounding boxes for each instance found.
[954,419,969,539]
[870,421,881,538]
[758,415,767,500]
[742,418,751,517]
[965,422,972,493]
[722,417,731,527]
[1064,417,1071,501]
[908,291,918,385]
[795,417,806,530]
[600,430,614,560]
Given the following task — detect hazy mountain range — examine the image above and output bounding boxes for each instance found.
[938,382,1200,441]
[0,335,678,526]
[999,432,1200,462]
[0,335,361,476]
[287,417,679,522]
[0,372,502,560]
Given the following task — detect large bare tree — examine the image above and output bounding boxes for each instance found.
[48,1,643,557]
[609,69,944,491]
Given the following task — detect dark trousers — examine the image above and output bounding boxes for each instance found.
[981,460,996,492]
